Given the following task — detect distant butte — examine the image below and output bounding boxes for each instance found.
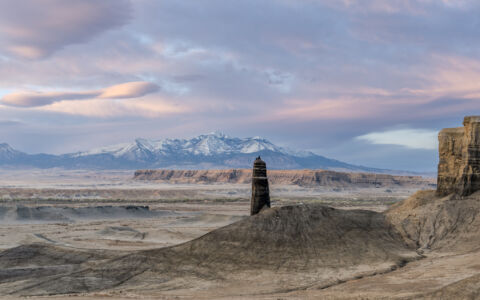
[133,168,434,188]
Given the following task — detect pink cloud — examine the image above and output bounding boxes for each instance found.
[409,55,480,99]
[40,98,188,118]
[0,0,131,59]
[99,82,159,99]
[268,98,389,121]
[2,91,98,107]
[1,82,159,107]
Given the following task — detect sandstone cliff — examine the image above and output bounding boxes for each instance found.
[437,116,480,197]
[134,169,434,188]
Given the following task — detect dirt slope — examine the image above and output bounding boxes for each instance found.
[0,244,123,295]
[386,190,480,252]
[2,191,480,298]
[416,273,480,299]
[0,204,419,297]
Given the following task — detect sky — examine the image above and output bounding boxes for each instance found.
[0,0,479,172]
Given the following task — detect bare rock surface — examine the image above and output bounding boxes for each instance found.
[259,191,480,299]
[437,116,480,197]
[1,191,480,298]
[0,204,419,297]
[0,243,116,269]
[0,205,169,223]
[0,243,122,295]
[134,168,434,188]
[97,226,146,240]
[250,156,270,215]
[386,190,480,253]
[416,273,480,300]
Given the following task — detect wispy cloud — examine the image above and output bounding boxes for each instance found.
[40,97,187,118]
[0,0,479,171]
[99,81,159,99]
[356,128,438,150]
[1,91,98,107]
[0,119,22,126]
[0,0,131,59]
[1,82,159,107]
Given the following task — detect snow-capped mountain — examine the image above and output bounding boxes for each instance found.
[0,132,382,172]
[0,143,23,160]
[72,132,310,159]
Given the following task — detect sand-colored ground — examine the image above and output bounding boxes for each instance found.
[2,170,478,299]
[0,169,414,254]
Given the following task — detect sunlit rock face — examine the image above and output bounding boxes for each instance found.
[437,127,464,196]
[437,116,480,197]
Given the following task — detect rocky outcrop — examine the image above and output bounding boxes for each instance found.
[436,127,464,196]
[134,169,434,188]
[436,116,480,197]
[251,157,270,215]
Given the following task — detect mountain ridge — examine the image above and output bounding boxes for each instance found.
[0,132,408,173]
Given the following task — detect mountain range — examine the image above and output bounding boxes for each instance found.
[0,132,385,172]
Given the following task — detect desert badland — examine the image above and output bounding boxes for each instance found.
[2,1,480,299]
[0,117,477,299]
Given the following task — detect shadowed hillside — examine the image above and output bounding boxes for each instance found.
[1,205,420,296]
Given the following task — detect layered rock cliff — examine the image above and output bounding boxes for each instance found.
[134,169,434,188]
[436,116,480,197]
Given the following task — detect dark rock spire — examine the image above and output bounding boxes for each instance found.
[251,156,271,215]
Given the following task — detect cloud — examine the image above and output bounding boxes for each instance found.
[0,119,22,126]
[0,0,479,171]
[356,128,438,150]
[0,0,131,59]
[41,98,188,118]
[1,82,158,107]
[99,81,159,99]
[1,91,98,107]
[323,0,474,14]
[269,97,390,121]
[405,55,480,99]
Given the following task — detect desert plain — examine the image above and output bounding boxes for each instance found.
[0,169,419,252]
[0,167,478,299]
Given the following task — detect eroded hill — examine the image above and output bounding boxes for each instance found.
[0,205,420,297]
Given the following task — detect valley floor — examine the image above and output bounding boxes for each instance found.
[2,170,476,299]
